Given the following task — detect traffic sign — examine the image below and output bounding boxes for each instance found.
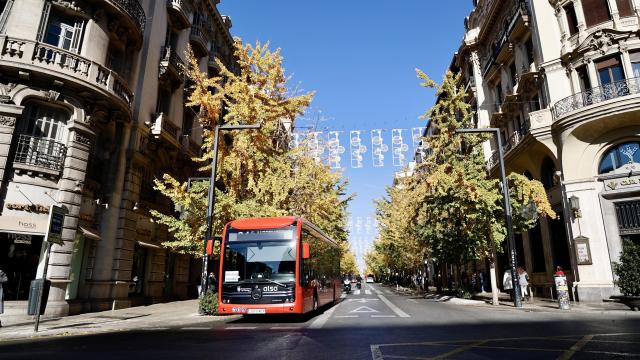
[45,205,66,246]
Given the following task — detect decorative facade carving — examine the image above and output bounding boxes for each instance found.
[588,30,614,54]
[0,115,16,127]
[75,133,92,146]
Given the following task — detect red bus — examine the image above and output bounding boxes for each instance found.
[218,216,342,315]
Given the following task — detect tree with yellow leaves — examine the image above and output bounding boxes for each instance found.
[151,40,351,259]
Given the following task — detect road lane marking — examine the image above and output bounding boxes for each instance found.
[365,290,371,295]
[181,327,211,330]
[407,299,418,303]
[558,334,594,360]
[271,326,302,330]
[350,298,379,303]
[351,306,379,313]
[354,290,361,295]
[378,294,410,318]
[308,302,340,329]
[225,326,257,330]
[371,315,396,318]
[335,315,359,318]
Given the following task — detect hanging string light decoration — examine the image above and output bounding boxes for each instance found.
[391,129,409,167]
[326,131,345,169]
[371,129,389,168]
[349,130,367,169]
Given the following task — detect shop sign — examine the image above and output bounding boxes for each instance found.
[575,236,592,265]
[605,175,640,191]
[0,216,47,234]
[45,205,66,246]
[6,203,50,214]
[9,233,32,244]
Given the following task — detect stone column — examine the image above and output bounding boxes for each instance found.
[556,5,570,52]
[607,0,621,28]
[573,0,588,43]
[0,104,23,188]
[587,59,600,89]
[45,125,93,316]
[620,49,634,79]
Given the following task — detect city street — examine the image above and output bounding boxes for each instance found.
[1,283,639,359]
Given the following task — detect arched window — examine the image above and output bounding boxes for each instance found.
[599,141,640,174]
[540,157,556,190]
[14,103,69,171]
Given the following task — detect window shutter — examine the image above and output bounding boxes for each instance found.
[630,51,640,63]
[616,0,634,17]
[596,56,620,70]
[582,0,611,27]
[69,19,85,54]
[36,1,52,41]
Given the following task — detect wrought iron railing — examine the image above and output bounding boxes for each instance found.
[160,46,185,78]
[552,77,640,119]
[111,0,146,32]
[486,122,530,169]
[14,134,67,172]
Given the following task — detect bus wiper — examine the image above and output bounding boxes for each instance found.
[262,278,286,287]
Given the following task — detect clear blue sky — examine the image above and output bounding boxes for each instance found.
[219,1,474,270]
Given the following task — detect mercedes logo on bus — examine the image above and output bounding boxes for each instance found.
[251,288,262,300]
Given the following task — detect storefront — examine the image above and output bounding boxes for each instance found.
[0,216,47,300]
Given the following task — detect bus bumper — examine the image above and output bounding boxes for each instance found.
[218,303,301,315]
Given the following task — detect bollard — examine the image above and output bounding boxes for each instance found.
[554,275,570,310]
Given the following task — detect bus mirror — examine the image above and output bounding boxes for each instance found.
[302,242,310,259]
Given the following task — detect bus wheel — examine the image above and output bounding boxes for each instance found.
[313,294,318,312]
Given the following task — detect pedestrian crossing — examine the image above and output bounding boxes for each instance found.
[351,289,372,295]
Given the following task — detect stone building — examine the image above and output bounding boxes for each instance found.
[444,0,640,301]
[0,0,234,317]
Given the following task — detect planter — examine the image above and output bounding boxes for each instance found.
[611,295,640,311]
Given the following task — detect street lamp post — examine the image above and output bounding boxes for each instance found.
[456,127,522,308]
[200,123,261,296]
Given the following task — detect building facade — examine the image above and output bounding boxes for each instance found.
[448,0,640,301]
[0,0,234,317]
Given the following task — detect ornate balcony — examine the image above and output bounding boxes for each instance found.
[108,0,146,32]
[166,0,190,29]
[552,77,640,120]
[486,122,531,169]
[189,25,208,58]
[151,113,181,149]
[0,36,133,114]
[13,135,67,176]
[159,46,185,86]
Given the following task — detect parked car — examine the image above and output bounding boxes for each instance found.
[366,276,374,283]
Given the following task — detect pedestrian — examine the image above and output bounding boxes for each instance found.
[0,267,7,328]
[517,266,530,301]
[471,271,477,291]
[207,272,217,293]
[479,270,486,293]
[503,268,513,300]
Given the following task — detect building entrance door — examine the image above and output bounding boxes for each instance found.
[0,233,44,300]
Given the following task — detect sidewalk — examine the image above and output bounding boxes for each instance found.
[381,284,632,313]
[0,300,230,343]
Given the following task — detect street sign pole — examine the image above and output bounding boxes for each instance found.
[34,205,65,333]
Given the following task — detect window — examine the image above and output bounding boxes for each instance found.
[550,215,571,271]
[529,222,547,273]
[564,3,579,35]
[630,52,640,78]
[576,65,591,91]
[597,56,627,99]
[44,9,84,53]
[616,0,634,17]
[129,244,147,296]
[183,108,195,137]
[156,87,171,115]
[599,141,640,174]
[495,83,503,109]
[24,103,68,141]
[530,94,541,112]
[525,37,535,67]
[510,62,518,87]
[582,0,611,27]
[540,156,556,190]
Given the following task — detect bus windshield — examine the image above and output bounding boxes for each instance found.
[223,227,297,284]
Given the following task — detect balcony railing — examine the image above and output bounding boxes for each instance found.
[14,135,67,172]
[151,113,180,147]
[0,36,134,111]
[486,123,530,169]
[111,0,146,32]
[166,0,189,28]
[159,46,185,80]
[552,77,640,119]
[189,25,208,56]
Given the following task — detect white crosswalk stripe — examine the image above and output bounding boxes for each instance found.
[365,290,371,295]
[353,289,361,295]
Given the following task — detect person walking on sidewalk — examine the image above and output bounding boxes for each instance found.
[503,267,513,300]
[518,266,530,302]
[0,267,7,328]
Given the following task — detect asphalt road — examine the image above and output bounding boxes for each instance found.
[1,283,639,359]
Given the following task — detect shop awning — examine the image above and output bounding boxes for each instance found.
[79,226,101,241]
[137,241,162,249]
